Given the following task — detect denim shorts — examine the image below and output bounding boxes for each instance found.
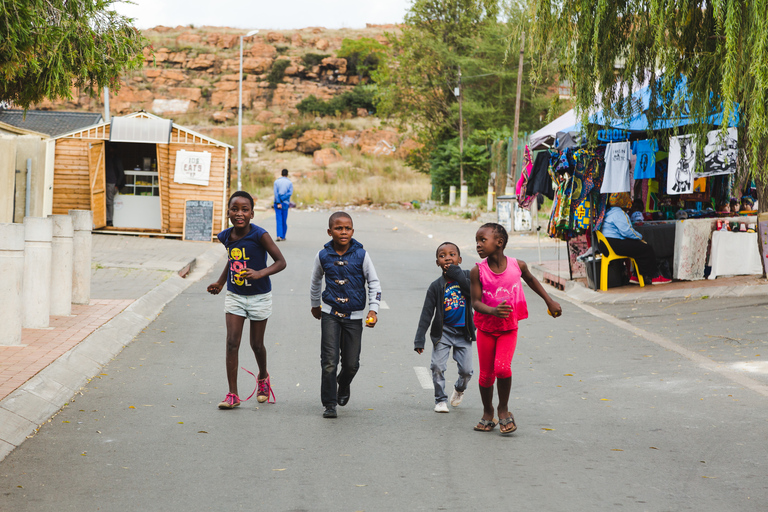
[224,291,272,321]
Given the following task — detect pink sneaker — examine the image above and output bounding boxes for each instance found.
[651,275,672,285]
[218,393,241,409]
[257,374,275,404]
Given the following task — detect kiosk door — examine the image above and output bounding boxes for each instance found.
[88,141,106,228]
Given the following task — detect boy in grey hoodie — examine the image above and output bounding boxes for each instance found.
[413,242,475,413]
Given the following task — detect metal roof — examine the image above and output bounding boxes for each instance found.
[0,109,103,137]
[110,116,173,144]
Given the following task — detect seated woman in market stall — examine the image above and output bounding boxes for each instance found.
[598,193,672,285]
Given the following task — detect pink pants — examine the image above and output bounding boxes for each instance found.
[476,329,518,387]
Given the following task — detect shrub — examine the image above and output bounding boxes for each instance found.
[276,121,318,139]
[301,53,330,67]
[429,137,491,201]
[337,38,386,79]
[266,59,291,88]
[296,86,376,116]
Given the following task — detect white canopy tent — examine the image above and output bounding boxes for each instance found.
[528,109,577,149]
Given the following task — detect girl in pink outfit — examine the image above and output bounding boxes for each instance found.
[470,223,562,434]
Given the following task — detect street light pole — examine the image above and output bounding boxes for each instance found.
[238,29,259,192]
[457,66,467,207]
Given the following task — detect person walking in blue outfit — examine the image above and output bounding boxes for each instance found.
[273,168,293,241]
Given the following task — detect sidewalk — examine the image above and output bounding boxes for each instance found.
[0,232,224,461]
[530,259,768,304]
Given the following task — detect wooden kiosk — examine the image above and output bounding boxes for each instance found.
[51,112,232,239]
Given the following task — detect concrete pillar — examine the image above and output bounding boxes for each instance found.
[70,210,93,305]
[449,186,456,206]
[460,185,468,208]
[15,135,46,218]
[0,224,25,345]
[487,185,494,212]
[22,216,53,329]
[0,136,16,224]
[50,215,74,316]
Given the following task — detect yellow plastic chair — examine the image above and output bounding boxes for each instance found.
[594,231,645,291]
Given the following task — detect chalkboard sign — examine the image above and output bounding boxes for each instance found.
[183,200,214,241]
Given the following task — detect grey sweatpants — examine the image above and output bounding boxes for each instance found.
[430,325,473,404]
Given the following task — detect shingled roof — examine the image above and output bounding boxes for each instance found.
[0,109,103,138]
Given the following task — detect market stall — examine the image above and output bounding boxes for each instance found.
[523,79,764,288]
[51,112,232,239]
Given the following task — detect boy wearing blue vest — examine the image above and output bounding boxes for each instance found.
[413,242,475,413]
[310,212,381,419]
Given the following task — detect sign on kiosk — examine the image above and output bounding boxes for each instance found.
[174,150,212,186]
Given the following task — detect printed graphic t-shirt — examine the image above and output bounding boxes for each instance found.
[632,139,659,179]
[217,223,271,295]
[443,281,466,328]
[600,141,631,193]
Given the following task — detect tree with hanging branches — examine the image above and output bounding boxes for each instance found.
[527,0,768,215]
[0,0,147,109]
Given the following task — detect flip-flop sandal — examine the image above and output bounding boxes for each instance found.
[499,414,517,434]
[473,418,498,432]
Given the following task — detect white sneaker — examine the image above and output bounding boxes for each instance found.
[450,389,464,407]
[434,401,450,413]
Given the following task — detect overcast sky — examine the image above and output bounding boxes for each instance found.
[114,0,412,30]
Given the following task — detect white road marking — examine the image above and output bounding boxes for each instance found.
[414,366,434,389]
[379,300,389,309]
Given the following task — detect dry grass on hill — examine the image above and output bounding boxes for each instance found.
[238,147,430,209]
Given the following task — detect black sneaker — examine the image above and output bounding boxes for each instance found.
[323,406,337,418]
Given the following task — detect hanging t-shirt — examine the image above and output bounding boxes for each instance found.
[600,141,631,193]
[442,281,466,328]
[667,135,696,195]
[632,139,658,180]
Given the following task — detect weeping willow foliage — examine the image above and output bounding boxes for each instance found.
[528,0,768,212]
[0,0,147,109]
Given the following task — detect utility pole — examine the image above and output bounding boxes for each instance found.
[510,31,525,191]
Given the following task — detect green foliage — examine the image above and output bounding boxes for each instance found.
[0,0,148,108]
[429,135,492,201]
[266,59,291,88]
[276,121,319,139]
[301,53,330,67]
[375,0,564,172]
[296,86,376,116]
[337,37,387,78]
[528,0,768,212]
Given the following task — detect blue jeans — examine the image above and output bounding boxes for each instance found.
[320,313,363,407]
[430,326,473,404]
[275,202,289,239]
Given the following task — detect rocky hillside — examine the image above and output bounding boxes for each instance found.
[34,25,404,144]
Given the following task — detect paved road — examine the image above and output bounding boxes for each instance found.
[1,210,767,511]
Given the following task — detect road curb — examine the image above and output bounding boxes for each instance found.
[0,245,223,462]
[529,263,768,304]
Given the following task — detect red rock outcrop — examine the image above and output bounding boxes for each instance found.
[313,148,342,167]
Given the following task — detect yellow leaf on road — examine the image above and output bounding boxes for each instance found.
[273,468,286,471]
